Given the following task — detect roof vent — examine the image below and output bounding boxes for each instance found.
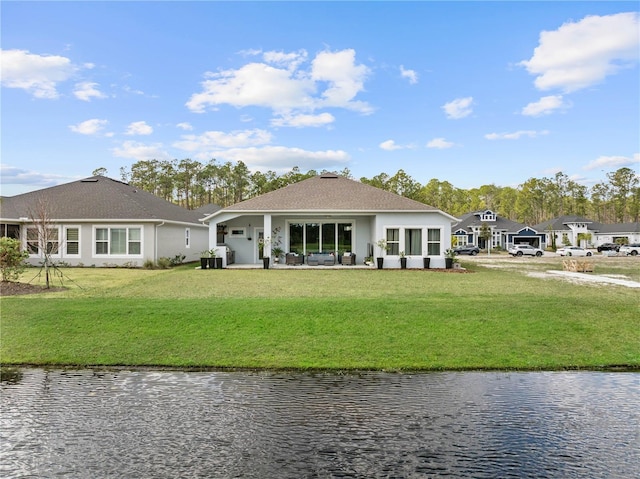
[320,172,338,179]
[81,178,99,183]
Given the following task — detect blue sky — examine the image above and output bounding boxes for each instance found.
[2,1,639,196]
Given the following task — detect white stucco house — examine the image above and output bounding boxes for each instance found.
[202,173,459,268]
[532,216,640,249]
[0,176,209,267]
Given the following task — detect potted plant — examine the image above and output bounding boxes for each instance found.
[376,238,389,269]
[399,251,407,269]
[423,256,431,269]
[272,246,284,264]
[445,248,457,269]
[207,249,217,269]
[200,250,209,269]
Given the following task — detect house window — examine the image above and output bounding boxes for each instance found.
[26,226,59,255]
[405,229,422,255]
[288,221,353,255]
[185,228,191,248]
[229,227,246,238]
[427,228,441,256]
[95,227,142,256]
[386,228,400,255]
[455,235,468,247]
[65,227,80,255]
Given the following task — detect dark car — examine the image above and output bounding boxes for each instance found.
[454,245,480,255]
[597,243,620,252]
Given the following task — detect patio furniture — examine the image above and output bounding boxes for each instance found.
[285,253,304,265]
[307,253,336,266]
[341,253,356,265]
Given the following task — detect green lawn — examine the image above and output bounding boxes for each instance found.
[1,258,638,371]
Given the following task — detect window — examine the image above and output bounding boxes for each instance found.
[65,227,80,255]
[405,229,422,255]
[288,221,353,255]
[185,228,191,248]
[427,228,441,256]
[26,226,59,255]
[95,227,142,256]
[386,228,400,255]
[229,227,246,238]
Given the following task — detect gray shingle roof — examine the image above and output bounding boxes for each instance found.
[1,176,205,225]
[531,215,595,231]
[454,211,530,232]
[214,173,450,215]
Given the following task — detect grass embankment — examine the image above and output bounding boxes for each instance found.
[1,258,638,370]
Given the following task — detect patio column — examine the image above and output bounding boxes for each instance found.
[263,214,272,258]
[209,221,218,248]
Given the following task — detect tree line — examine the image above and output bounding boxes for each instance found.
[100,160,639,225]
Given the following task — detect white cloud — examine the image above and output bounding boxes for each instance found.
[125,121,153,136]
[400,65,418,84]
[427,138,454,149]
[176,122,193,131]
[485,130,549,140]
[583,153,640,170]
[271,112,335,128]
[521,95,568,116]
[220,146,350,171]
[0,49,78,99]
[520,12,640,92]
[73,81,106,101]
[0,164,75,188]
[173,129,272,152]
[112,141,170,161]
[442,97,473,119]
[379,140,403,151]
[69,118,109,135]
[186,48,372,117]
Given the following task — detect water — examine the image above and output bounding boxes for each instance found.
[1,369,638,478]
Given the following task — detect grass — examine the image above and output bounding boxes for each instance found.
[1,256,639,371]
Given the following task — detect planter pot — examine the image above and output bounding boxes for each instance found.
[207,258,216,269]
[376,257,384,269]
[215,257,223,269]
[263,257,270,269]
[445,258,453,269]
[200,258,208,269]
[423,257,430,269]
[400,258,407,269]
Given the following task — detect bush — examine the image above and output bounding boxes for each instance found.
[143,259,156,270]
[157,257,172,269]
[0,237,29,282]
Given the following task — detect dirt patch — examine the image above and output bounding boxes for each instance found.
[0,281,65,296]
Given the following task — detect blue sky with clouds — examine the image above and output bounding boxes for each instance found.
[1,1,638,196]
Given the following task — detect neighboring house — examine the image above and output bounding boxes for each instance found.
[532,216,640,248]
[453,210,545,250]
[0,176,209,267]
[201,172,459,268]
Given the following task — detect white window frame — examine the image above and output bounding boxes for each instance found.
[26,225,61,258]
[426,227,442,256]
[64,226,81,257]
[93,226,143,258]
[185,228,191,248]
[229,227,246,238]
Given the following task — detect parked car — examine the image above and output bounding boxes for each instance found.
[454,245,480,255]
[596,243,620,252]
[556,246,592,257]
[508,244,544,257]
[618,244,640,256]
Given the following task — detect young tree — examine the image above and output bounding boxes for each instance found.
[27,196,58,288]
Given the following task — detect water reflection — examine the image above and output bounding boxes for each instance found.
[1,369,638,478]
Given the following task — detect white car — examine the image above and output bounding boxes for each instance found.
[618,244,640,256]
[556,246,592,257]
[508,244,544,257]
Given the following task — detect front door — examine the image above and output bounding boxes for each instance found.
[255,228,264,263]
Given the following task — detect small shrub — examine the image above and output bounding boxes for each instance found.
[169,254,186,266]
[157,257,172,269]
[143,259,156,270]
[0,237,29,282]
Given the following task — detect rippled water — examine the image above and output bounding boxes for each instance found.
[1,369,638,478]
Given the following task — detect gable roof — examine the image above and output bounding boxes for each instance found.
[454,211,531,233]
[1,176,206,225]
[206,173,457,220]
[531,215,595,232]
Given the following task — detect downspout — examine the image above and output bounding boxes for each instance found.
[155,221,165,263]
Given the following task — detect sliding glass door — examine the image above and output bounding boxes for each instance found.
[288,221,352,255]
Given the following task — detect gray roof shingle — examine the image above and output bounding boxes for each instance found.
[1,176,205,225]
[214,173,449,215]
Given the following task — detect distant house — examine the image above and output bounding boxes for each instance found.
[532,216,640,248]
[201,173,459,268]
[0,176,209,267]
[453,210,545,249]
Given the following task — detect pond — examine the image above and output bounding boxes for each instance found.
[1,368,638,478]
